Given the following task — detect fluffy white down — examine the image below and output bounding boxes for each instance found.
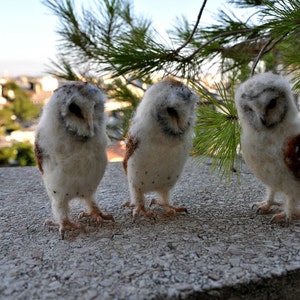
[36,83,108,201]
[235,73,300,217]
[127,79,197,193]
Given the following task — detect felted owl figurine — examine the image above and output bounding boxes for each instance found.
[123,77,197,218]
[35,81,113,239]
[235,72,300,223]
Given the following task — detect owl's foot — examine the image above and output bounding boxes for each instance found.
[271,211,300,225]
[150,199,188,216]
[123,201,154,219]
[78,209,114,224]
[271,212,290,225]
[44,219,84,240]
[253,201,281,214]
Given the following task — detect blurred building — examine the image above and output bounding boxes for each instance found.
[29,76,59,105]
[0,75,59,149]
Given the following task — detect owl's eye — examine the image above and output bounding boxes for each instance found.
[244,105,253,112]
[69,103,84,119]
[267,98,277,110]
[167,107,179,120]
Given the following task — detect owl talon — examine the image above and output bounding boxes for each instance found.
[78,210,114,224]
[100,213,114,222]
[45,219,84,239]
[256,207,266,215]
[122,201,135,208]
[251,203,260,211]
[150,199,188,215]
[253,202,272,214]
[165,207,176,216]
[253,201,281,214]
[133,206,154,219]
[123,201,154,219]
[176,207,188,213]
[270,212,291,225]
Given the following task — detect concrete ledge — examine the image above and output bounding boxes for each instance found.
[1,159,300,299]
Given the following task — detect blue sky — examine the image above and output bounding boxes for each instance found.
[0,0,226,77]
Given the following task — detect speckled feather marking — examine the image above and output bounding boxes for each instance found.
[123,136,139,174]
[34,138,44,174]
[284,135,300,178]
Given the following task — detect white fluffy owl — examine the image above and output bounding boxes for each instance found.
[123,78,197,218]
[235,72,300,223]
[35,81,113,239]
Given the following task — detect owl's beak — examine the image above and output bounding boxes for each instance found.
[260,115,267,126]
[87,114,95,137]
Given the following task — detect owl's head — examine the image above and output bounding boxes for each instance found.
[235,73,297,131]
[144,78,197,137]
[54,82,106,140]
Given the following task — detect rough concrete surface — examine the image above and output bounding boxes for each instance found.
[1,158,300,299]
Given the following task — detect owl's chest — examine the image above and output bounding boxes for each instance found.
[54,134,103,159]
[43,136,107,189]
[134,135,189,166]
[61,144,105,172]
[241,132,286,184]
[128,138,189,191]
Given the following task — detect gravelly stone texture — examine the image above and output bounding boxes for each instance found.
[1,159,300,299]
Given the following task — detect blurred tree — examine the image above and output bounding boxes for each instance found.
[0,142,36,167]
[0,81,41,167]
[0,106,20,135]
[43,0,300,178]
[0,146,15,166]
[3,82,41,123]
[14,142,36,166]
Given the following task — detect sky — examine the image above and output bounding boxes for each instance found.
[0,0,226,78]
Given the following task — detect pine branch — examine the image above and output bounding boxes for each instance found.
[173,0,208,54]
[186,27,257,61]
[191,80,241,180]
[251,38,273,76]
[251,33,289,75]
[43,0,300,179]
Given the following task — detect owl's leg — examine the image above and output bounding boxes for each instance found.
[150,190,187,216]
[271,195,299,224]
[123,186,154,219]
[78,195,114,224]
[254,188,281,214]
[45,197,83,240]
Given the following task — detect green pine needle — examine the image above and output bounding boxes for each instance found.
[191,81,241,180]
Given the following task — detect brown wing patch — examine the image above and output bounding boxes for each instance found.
[284,135,300,178]
[34,136,44,174]
[123,135,139,175]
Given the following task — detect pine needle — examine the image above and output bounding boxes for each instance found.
[191,81,241,181]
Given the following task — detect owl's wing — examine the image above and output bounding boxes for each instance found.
[34,137,44,174]
[284,134,300,178]
[122,135,139,174]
